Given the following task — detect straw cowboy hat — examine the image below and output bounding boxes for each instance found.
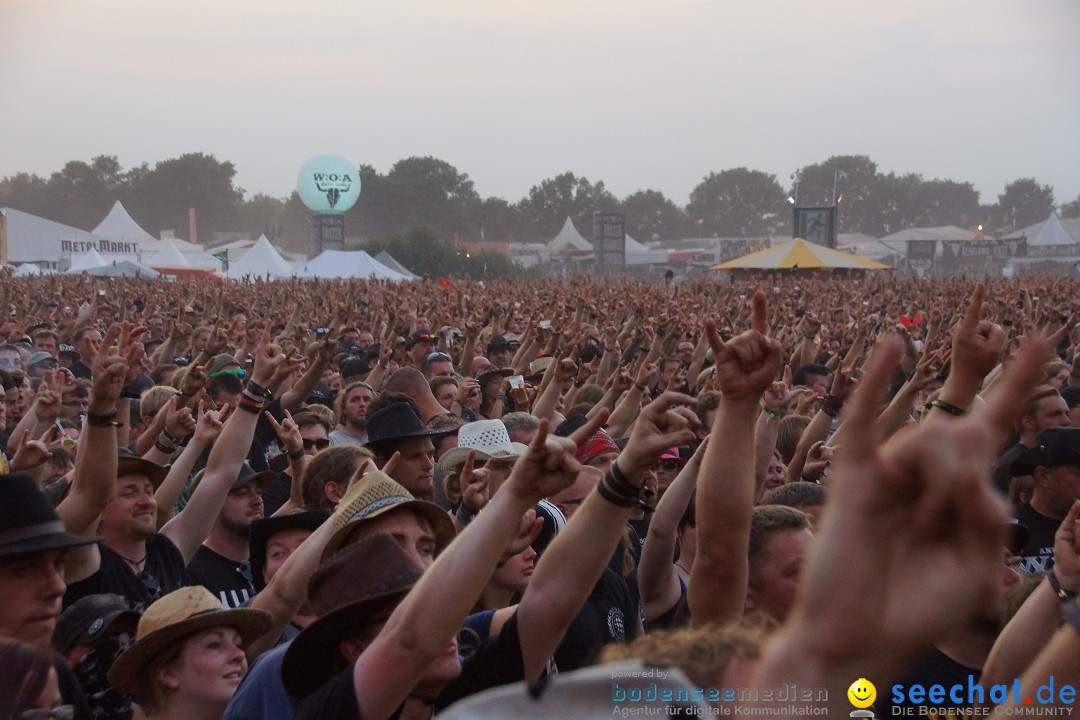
[322,471,454,560]
[108,586,271,700]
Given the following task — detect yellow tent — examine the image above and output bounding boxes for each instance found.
[710,238,891,271]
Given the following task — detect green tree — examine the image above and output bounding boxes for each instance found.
[687,168,786,238]
[1061,193,1080,219]
[127,153,244,241]
[997,178,1055,230]
[518,172,617,242]
[232,193,289,242]
[619,189,686,243]
[380,157,480,238]
[0,172,52,218]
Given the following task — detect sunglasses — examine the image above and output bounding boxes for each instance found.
[209,368,246,379]
[654,460,681,471]
[303,438,330,451]
[427,351,452,363]
[345,381,374,394]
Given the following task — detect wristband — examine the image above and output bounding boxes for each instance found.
[760,403,785,420]
[245,380,272,399]
[929,398,966,417]
[154,439,178,455]
[86,410,119,427]
[455,502,477,526]
[120,388,142,400]
[287,447,305,460]
[596,480,637,508]
[1049,568,1078,603]
[160,428,181,446]
[235,398,262,414]
[608,462,639,495]
[800,473,821,484]
[821,395,844,419]
[632,380,647,392]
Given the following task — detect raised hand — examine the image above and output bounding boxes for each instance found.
[705,291,783,405]
[264,408,303,455]
[457,451,491,513]
[9,428,52,472]
[619,391,699,475]
[193,399,229,444]
[504,410,608,504]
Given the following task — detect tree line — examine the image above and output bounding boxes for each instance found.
[1,153,1075,264]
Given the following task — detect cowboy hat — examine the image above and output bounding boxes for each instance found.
[438,420,527,471]
[108,586,271,700]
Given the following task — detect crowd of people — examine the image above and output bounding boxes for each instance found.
[0,268,1078,719]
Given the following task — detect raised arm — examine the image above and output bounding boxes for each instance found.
[160,324,302,563]
[749,334,1047,717]
[153,400,227,526]
[688,293,783,626]
[638,440,703,622]
[352,415,584,720]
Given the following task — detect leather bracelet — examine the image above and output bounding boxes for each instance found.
[1049,568,1078,602]
[86,410,119,427]
[632,380,647,392]
[930,398,966,417]
[245,380,273,399]
[608,462,639,496]
[821,395,844,419]
[154,439,177,454]
[160,428,181,445]
[287,448,305,460]
[596,480,637,507]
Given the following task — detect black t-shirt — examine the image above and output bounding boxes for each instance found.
[64,534,192,613]
[187,545,255,609]
[437,613,529,712]
[873,648,979,719]
[553,567,638,672]
[1013,502,1062,574]
[69,359,93,380]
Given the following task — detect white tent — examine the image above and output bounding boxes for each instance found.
[290,250,410,281]
[624,234,668,265]
[86,260,160,278]
[1029,213,1074,246]
[1,207,123,267]
[144,239,191,269]
[92,201,157,244]
[546,217,592,255]
[227,235,293,279]
[67,248,108,273]
[12,263,44,276]
[374,250,419,279]
[139,237,221,269]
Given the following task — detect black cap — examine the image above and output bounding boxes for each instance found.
[487,335,512,352]
[340,357,372,378]
[1010,428,1080,476]
[577,345,603,363]
[405,331,438,350]
[0,474,99,557]
[52,593,139,653]
[364,401,454,448]
[190,462,277,496]
[248,510,331,591]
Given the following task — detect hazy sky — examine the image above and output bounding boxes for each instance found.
[2,0,1078,209]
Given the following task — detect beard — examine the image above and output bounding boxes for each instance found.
[221,515,254,538]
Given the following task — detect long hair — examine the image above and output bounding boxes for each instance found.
[0,639,57,717]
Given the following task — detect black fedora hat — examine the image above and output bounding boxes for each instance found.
[364,401,454,449]
[248,509,331,591]
[0,474,99,557]
[1010,428,1080,476]
[282,534,422,697]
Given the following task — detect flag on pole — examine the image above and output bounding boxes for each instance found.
[213,250,229,271]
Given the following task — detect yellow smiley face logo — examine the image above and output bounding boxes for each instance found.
[848,678,876,708]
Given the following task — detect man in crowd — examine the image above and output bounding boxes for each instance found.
[329,381,374,446]
[993,385,1071,493]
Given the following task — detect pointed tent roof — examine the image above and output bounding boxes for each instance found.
[374,250,419,279]
[292,250,409,281]
[1,207,111,265]
[1030,213,1074,246]
[227,235,294,279]
[13,263,43,276]
[86,260,160,278]
[92,201,157,244]
[711,238,891,271]
[547,217,592,254]
[67,247,108,273]
[145,239,191,269]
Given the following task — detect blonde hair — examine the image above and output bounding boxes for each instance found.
[140,385,179,420]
